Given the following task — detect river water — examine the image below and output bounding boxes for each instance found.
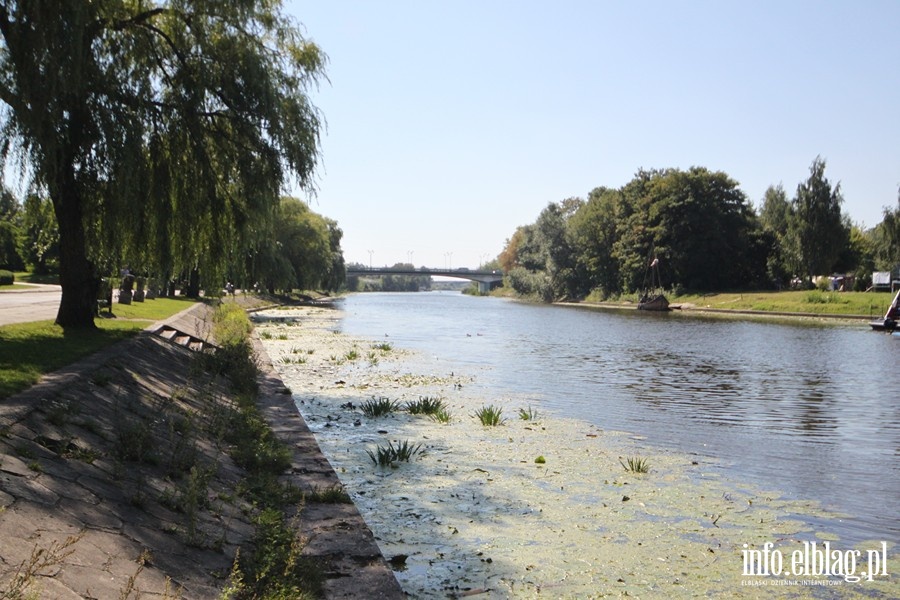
[338,291,899,546]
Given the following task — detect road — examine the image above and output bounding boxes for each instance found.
[0,284,61,325]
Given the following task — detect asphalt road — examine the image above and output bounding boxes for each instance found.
[0,284,61,325]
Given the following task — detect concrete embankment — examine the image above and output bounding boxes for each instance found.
[0,302,403,599]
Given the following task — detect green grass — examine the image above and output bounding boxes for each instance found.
[586,289,894,317]
[12,271,59,285]
[670,290,891,317]
[102,296,198,321]
[0,321,139,399]
[0,299,198,399]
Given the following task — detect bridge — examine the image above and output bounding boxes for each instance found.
[346,267,503,294]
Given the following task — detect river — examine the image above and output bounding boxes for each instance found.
[337,291,899,546]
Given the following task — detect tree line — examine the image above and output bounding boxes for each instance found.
[500,158,900,302]
[345,263,433,292]
[1,1,330,327]
[0,190,345,298]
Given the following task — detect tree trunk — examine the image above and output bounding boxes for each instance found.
[186,268,200,298]
[54,185,98,329]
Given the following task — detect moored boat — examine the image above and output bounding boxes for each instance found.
[637,257,671,311]
[638,293,670,311]
[870,289,900,331]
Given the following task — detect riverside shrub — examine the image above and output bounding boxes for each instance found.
[200,303,258,395]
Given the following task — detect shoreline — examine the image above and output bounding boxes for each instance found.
[555,300,876,324]
[256,304,896,598]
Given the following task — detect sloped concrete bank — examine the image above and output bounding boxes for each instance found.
[0,302,403,599]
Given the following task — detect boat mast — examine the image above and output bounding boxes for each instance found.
[885,289,900,320]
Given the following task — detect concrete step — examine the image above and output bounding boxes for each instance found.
[157,327,177,340]
[152,326,214,353]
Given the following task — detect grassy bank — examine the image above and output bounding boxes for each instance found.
[671,290,891,317]
[574,289,894,318]
[0,297,198,399]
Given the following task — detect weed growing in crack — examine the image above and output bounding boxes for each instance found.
[302,485,352,504]
[0,534,83,599]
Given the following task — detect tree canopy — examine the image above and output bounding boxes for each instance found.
[0,0,326,326]
[502,167,769,300]
[252,197,344,293]
[498,160,883,301]
[791,157,846,280]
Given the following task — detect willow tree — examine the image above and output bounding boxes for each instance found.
[0,1,325,327]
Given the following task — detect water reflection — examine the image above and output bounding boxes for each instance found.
[339,292,900,544]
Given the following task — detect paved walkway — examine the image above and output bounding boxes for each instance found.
[0,284,61,326]
[0,303,403,599]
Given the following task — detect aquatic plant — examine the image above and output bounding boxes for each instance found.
[619,456,651,473]
[518,406,539,421]
[430,408,452,424]
[360,397,402,418]
[372,341,393,352]
[474,405,505,426]
[406,396,447,416]
[366,440,423,467]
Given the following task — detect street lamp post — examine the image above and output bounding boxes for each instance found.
[368,250,374,269]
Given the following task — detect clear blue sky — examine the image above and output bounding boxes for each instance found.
[286,0,899,270]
